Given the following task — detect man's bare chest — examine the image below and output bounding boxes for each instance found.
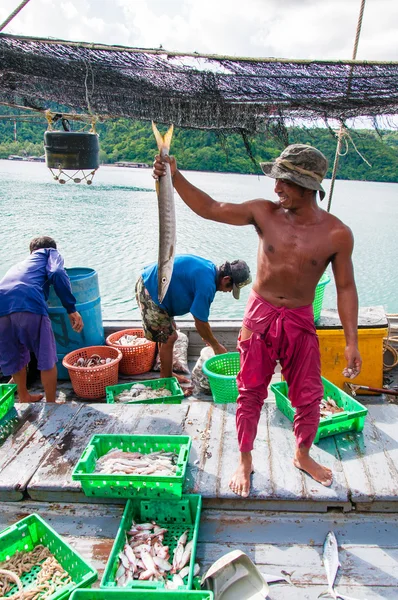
[259,223,335,268]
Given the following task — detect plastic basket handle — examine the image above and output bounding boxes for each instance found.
[76,444,95,468]
[328,412,350,423]
[15,522,29,536]
[177,445,189,465]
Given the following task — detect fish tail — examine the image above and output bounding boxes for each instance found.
[152,121,173,153]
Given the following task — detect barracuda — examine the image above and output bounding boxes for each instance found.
[152,121,176,303]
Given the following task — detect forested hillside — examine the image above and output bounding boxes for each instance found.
[0,109,397,182]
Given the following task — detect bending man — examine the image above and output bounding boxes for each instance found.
[153,144,362,494]
[135,254,251,382]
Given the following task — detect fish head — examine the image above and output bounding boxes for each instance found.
[158,275,169,303]
[324,531,337,548]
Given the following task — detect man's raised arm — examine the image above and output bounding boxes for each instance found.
[153,154,258,226]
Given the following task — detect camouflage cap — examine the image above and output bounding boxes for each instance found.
[260,144,328,200]
[229,259,252,299]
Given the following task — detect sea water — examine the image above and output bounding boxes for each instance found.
[0,159,397,319]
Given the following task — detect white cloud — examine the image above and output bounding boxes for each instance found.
[0,0,397,60]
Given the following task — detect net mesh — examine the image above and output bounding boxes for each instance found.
[1,33,398,133]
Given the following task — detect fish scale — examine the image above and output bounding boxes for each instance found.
[152,121,176,303]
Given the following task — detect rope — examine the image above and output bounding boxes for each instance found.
[0,0,32,33]
[327,124,345,212]
[352,0,366,61]
[384,314,398,371]
[327,0,367,212]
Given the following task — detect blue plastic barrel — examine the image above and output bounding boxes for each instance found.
[47,267,105,379]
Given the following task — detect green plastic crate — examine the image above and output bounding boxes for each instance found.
[106,377,184,405]
[0,406,19,445]
[0,383,16,421]
[0,513,97,600]
[271,376,368,443]
[101,494,202,592]
[72,434,192,499]
[313,272,330,322]
[202,352,240,404]
[71,590,213,599]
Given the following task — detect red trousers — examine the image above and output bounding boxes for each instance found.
[236,290,323,452]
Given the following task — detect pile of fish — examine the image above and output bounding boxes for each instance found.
[95,448,178,476]
[116,520,199,589]
[115,383,172,403]
[0,544,73,600]
[73,354,115,368]
[320,397,345,419]
[114,334,149,346]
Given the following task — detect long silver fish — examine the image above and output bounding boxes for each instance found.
[323,531,340,599]
[152,121,175,303]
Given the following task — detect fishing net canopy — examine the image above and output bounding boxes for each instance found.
[1,33,398,133]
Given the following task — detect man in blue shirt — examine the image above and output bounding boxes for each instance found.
[0,236,83,403]
[135,254,251,382]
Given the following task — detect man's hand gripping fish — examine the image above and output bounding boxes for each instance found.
[152,121,176,303]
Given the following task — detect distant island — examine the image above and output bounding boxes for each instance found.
[0,108,397,183]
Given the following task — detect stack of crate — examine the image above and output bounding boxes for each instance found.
[72,433,210,598]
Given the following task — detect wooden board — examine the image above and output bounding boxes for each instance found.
[0,402,81,501]
[28,403,190,502]
[0,502,397,599]
[0,386,396,511]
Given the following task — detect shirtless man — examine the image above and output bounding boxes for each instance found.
[153,143,362,496]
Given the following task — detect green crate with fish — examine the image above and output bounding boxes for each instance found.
[106,377,184,405]
[71,591,213,600]
[101,493,202,592]
[72,434,192,499]
[271,376,368,443]
[0,513,97,600]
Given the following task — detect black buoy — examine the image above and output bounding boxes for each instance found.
[44,131,100,170]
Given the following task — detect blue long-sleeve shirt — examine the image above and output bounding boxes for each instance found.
[0,248,77,317]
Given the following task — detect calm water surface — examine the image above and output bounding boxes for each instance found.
[1,159,397,319]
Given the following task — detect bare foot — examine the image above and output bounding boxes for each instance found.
[293,448,333,487]
[229,452,254,497]
[18,392,44,403]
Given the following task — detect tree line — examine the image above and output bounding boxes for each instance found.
[0,109,397,182]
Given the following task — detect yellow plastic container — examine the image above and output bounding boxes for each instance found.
[316,327,387,391]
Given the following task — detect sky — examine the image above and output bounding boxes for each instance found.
[1,0,397,61]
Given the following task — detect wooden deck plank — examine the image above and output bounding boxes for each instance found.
[307,434,350,506]
[197,544,398,586]
[182,401,214,494]
[1,502,397,599]
[0,402,82,501]
[343,403,398,505]
[266,401,306,499]
[249,401,274,499]
[216,403,242,498]
[28,403,190,502]
[0,393,396,508]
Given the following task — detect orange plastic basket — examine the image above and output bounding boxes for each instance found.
[105,329,156,375]
[62,346,122,400]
